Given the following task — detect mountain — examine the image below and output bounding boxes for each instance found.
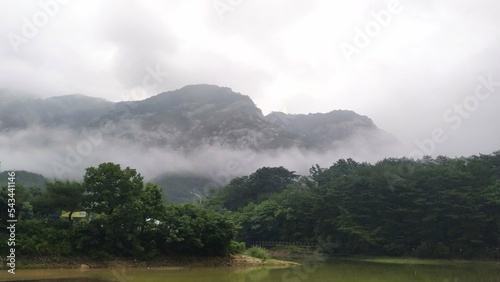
[0,84,395,151]
[0,85,399,202]
[93,85,306,150]
[0,91,113,129]
[0,170,47,189]
[152,174,213,204]
[265,110,396,150]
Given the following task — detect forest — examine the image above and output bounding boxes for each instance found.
[1,151,500,260]
[206,152,500,259]
[0,163,237,259]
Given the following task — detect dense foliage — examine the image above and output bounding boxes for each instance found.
[0,163,236,259]
[2,152,500,260]
[206,152,500,259]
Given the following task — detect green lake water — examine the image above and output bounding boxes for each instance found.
[2,259,500,282]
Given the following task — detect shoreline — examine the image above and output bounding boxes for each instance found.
[4,250,498,271]
[1,254,300,270]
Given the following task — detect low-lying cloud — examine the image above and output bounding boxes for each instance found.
[0,124,408,184]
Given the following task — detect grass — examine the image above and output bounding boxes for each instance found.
[244,247,271,260]
[344,256,500,266]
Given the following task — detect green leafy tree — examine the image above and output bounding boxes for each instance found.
[157,203,236,256]
[83,162,144,215]
[33,180,84,223]
[213,166,298,211]
[138,182,166,233]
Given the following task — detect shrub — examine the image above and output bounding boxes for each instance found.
[434,242,450,258]
[244,246,270,260]
[414,241,433,258]
[229,241,246,254]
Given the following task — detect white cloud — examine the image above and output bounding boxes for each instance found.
[1,0,499,158]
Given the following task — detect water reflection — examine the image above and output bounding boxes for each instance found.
[3,260,500,282]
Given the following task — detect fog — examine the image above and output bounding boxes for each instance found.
[0,120,408,183]
[1,0,500,179]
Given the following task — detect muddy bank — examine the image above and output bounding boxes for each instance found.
[267,246,329,263]
[1,255,298,270]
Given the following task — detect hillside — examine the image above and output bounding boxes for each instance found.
[0,85,398,201]
[0,84,395,150]
[0,92,113,129]
[0,170,47,189]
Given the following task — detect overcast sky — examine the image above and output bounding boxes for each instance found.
[1,0,499,157]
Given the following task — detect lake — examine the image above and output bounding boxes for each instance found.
[2,259,500,282]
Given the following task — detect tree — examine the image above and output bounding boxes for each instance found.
[33,180,84,223]
[137,182,165,233]
[157,203,236,256]
[213,166,298,211]
[0,184,39,222]
[83,162,144,215]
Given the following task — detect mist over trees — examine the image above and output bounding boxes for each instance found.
[1,151,500,259]
[0,86,399,181]
[206,152,500,259]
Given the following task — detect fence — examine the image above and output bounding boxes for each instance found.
[249,241,317,248]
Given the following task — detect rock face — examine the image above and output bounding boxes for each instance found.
[0,84,396,151]
[265,110,396,150]
[96,84,298,150]
[0,90,113,129]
